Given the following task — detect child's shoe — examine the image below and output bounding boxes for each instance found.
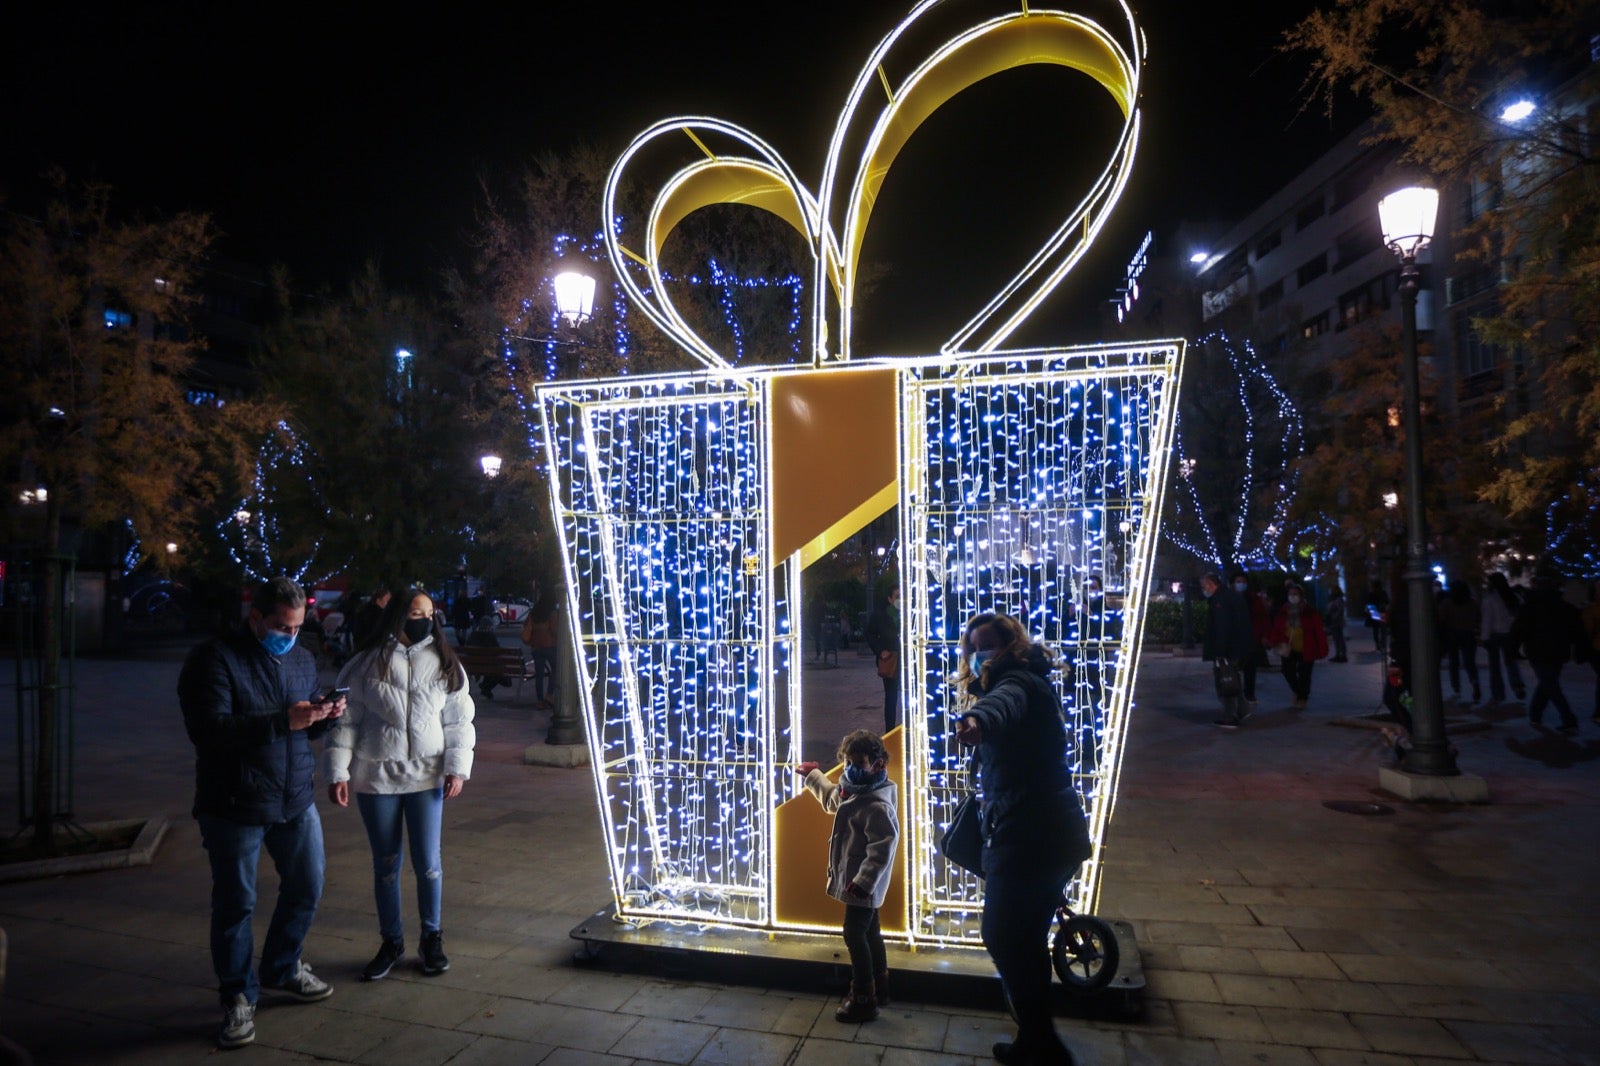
[834,981,878,1022]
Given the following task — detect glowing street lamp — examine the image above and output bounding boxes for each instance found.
[1500,98,1536,123]
[1378,184,1456,776]
[552,271,596,326]
[479,454,503,479]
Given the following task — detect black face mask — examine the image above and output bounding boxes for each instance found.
[403,617,433,644]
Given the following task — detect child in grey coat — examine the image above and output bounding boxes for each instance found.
[796,729,900,1022]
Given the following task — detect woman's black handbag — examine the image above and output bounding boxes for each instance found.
[939,793,985,876]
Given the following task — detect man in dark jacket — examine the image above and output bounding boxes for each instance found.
[178,576,345,1049]
[1510,575,1586,733]
[1201,571,1253,730]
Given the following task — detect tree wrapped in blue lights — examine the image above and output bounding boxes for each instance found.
[215,421,341,586]
[1164,331,1304,573]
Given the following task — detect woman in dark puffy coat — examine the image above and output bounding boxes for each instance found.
[953,612,1091,1066]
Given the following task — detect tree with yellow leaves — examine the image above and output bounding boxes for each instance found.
[1287,0,1600,556]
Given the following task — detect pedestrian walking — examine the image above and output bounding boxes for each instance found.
[864,583,902,732]
[1440,582,1482,704]
[177,576,342,1050]
[1583,579,1600,722]
[1267,581,1329,709]
[1201,572,1253,729]
[520,591,559,710]
[326,587,477,981]
[1364,580,1390,653]
[1509,573,1586,733]
[952,612,1091,1066]
[1230,571,1268,705]
[1325,586,1349,661]
[1480,573,1527,704]
[794,729,899,1023]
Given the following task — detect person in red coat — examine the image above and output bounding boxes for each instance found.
[1268,581,1330,709]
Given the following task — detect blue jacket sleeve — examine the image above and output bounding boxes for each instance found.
[178,643,288,751]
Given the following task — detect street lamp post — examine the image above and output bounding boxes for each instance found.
[543,268,594,749]
[1378,186,1457,776]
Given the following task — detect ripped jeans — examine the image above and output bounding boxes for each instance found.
[357,787,445,940]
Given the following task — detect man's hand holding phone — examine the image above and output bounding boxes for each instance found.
[288,688,347,731]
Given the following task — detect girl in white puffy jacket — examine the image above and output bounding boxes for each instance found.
[325,588,475,981]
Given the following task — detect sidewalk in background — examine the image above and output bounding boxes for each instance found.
[1,631,1597,1064]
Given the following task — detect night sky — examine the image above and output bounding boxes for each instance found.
[3,0,1354,349]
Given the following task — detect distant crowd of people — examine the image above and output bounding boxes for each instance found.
[1200,566,1600,754]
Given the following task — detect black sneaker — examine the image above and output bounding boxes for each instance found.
[362,938,405,981]
[1212,719,1239,731]
[420,931,450,975]
[1558,723,1579,736]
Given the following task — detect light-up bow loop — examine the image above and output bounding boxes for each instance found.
[602,0,1143,369]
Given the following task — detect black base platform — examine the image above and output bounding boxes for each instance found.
[569,904,1146,1021]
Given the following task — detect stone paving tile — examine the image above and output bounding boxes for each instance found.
[1135,919,1296,949]
[1123,1031,1221,1064]
[331,976,496,1029]
[1347,1012,1473,1058]
[1310,1051,1438,1066]
[880,1046,978,1066]
[540,1048,634,1066]
[939,1012,1015,1057]
[1064,1025,1128,1065]
[1143,968,1222,1003]
[688,987,808,1031]
[1289,978,1403,1016]
[1440,1020,1575,1065]
[1255,1007,1370,1052]
[1285,927,1379,955]
[846,1005,950,1050]
[1369,983,1499,1022]
[460,997,640,1053]
[616,981,719,1020]
[1209,1039,1319,1064]
[1212,973,1313,1010]
[687,1026,799,1064]
[1172,944,1267,975]
[1168,1002,1271,1043]
[605,1016,718,1064]
[1330,952,1518,989]
[1251,948,1344,980]
[444,1034,559,1065]
[546,969,651,1013]
[771,992,830,1036]
[353,1021,481,1066]
[790,1035,886,1065]
[261,1004,393,1061]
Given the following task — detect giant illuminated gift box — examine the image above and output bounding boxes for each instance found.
[535,0,1183,947]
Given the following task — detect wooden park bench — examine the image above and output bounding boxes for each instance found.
[454,645,535,699]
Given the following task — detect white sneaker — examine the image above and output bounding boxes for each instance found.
[265,960,333,1002]
[218,993,255,1049]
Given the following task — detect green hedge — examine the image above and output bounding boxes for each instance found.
[1141,598,1206,645]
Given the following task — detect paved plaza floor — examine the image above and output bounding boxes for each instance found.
[1,628,1597,1064]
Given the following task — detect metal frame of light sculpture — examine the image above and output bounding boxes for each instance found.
[538,341,1181,939]
[540,0,1180,944]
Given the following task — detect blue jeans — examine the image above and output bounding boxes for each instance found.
[357,788,445,940]
[198,806,325,1006]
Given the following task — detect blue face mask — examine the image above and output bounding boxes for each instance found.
[259,630,297,656]
[970,650,992,676]
[843,763,887,789]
